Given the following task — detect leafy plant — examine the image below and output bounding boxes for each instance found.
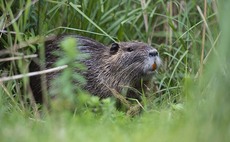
[0,0,229,142]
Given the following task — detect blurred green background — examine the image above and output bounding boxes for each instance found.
[0,0,229,142]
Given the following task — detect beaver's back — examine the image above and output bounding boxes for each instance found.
[29,35,107,103]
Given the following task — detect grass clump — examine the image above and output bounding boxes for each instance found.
[0,0,229,142]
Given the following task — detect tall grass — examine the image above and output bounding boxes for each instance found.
[0,0,229,142]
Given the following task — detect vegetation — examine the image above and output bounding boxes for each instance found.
[0,0,229,141]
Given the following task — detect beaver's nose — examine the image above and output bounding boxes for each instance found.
[149,50,158,57]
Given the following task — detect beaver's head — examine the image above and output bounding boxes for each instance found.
[108,42,161,77]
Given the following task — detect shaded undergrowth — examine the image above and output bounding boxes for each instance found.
[0,0,229,142]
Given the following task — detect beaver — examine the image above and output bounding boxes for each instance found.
[29,35,161,103]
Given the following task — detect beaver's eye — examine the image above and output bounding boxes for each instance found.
[127,47,134,52]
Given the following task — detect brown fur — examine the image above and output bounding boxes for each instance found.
[29,35,161,103]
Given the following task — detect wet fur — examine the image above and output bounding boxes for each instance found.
[30,35,160,103]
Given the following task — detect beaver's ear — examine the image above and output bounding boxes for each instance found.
[110,43,120,55]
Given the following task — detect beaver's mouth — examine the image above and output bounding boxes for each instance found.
[152,62,157,71]
[144,57,161,74]
[145,62,158,74]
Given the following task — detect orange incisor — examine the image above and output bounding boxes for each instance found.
[152,63,157,71]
